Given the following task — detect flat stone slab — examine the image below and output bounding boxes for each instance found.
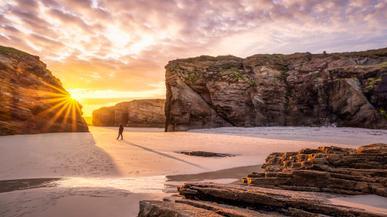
[176,151,236,157]
[139,183,387,217]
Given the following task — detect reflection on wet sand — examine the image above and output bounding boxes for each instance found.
[0,164,261,194]
[0,178,60,193]
[55,176,166,193]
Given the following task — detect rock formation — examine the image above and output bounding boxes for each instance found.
[140,183,385,217]
[0,46,88,135]
[92,99,165,127]
[138,144,387,217]
[165,48,387,131]
[242,143,387,197]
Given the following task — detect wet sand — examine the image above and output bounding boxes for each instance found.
[0,126,386,217]
[0,178,60,193]
[0,165,258,217]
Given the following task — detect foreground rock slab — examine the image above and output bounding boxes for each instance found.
[0,46,88,135]
[139,197,282,217]
[243,143,387,196]
[139,144,387,216]
[140,183,385,217]
[165,48,387,131]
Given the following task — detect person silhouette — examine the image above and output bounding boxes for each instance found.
[117,124,124,140]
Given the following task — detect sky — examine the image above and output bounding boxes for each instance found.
[1,0,386,116]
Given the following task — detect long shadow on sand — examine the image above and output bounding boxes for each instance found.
[82,132,122,176]
[122,140,205,170]
[0,131,121,180]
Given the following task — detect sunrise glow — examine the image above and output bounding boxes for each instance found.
[1,0,386,117]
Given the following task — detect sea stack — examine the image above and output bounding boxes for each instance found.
[0,46,88,135]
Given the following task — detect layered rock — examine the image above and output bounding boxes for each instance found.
[165,48,387,131]
[242,144,387,196]
[0,46,88,135]
[139,144,387,217]
[92,99,165,127]
[140,183,385,217]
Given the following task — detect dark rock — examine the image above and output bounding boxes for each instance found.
[0,45,88,135]
[176,151,236,157]
[139,183,385,217]
[139,196,282,217]
[165,48,387,131]
[139,200,226,217]
[92,99,165,127]
[243,144,387,196]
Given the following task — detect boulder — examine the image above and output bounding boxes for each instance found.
[243,144,387,196]
[165,48,387,131]
[92,99,165,127]
[0,46,88,135]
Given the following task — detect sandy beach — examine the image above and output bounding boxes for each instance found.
[0,126,386,217]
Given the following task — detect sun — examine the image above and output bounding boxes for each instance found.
[65,94,79,106]
[31,81,84,131]
[67,89,84,102]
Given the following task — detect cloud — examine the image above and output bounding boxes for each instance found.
[1,0,386,115]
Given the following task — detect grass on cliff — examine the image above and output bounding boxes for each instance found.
[365,77,382,91]
[185,70,201,83]
[378,61,387,68]
[220,67,256,86]
[0,46,33,58]
[380,109,387,120]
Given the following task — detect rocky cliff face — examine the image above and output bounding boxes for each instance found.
[165,48,387,131]
[0,46,88,135]
[92,99,165,127]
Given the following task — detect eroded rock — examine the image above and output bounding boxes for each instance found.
[92,99,165,127]
[165,48,387,131]
[139,144,387,217]
[0,46,88,135]
[243,144,387,196]
[140,183,385,217]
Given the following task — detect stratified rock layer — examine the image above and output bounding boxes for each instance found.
[243,144,387,196]
[0,46,88,135]
[140,183,385,217]
[139,144,387,217]
[92,99,165,127]
[165,48,387,131]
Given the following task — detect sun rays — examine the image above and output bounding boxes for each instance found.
[32,80,84,131]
